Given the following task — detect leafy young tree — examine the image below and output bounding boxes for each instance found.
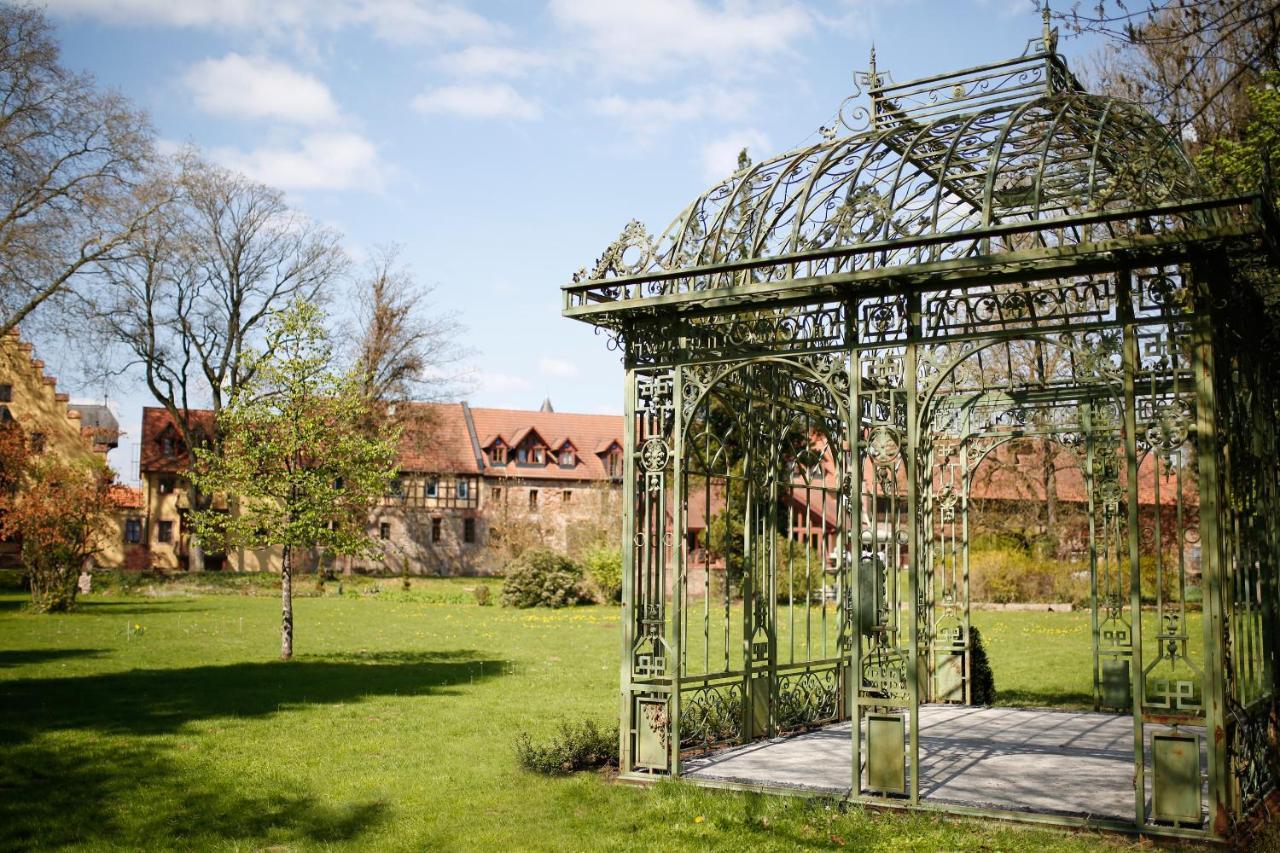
[0,4,156,337]
[0,424,117,612]
[188,299,397,659]
[96,153,348,571]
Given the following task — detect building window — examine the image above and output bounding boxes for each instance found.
[0,383,10,402]
[425,478,438,497]
[431,517,442,543]
[124,518,142,544]
[333,477,344,490]
[562,489,572,503]
[29,432,44,453]
[491,487,502,502]
[529,489,538,510]
[379,522,390,541]
[463,518,475,544]
[559,449,575,467]
[517,447,527,463]
[533,447,545,464]
[389,478,404,497]
[489,443,506,465]
[161,435,176,457]
[0,406,9,422]
[158,477,175,495]
[457,480,469,499]
[606,449,623,477]
[157,520,173,543]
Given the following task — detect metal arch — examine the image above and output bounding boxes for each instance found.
[680,355,851,430]
[917,333,1126,424]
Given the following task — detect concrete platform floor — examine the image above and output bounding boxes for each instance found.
[683,704,1204,821]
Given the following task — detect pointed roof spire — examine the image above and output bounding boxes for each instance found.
[539,396,555,413]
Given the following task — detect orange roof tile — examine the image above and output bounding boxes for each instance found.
[395,403,481,474]
[108,484,143,509]
[467,406,623,482]
[139,407,216,473]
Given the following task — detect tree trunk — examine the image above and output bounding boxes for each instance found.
[281,543,293,660]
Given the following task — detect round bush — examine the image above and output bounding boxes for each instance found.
[500,549,588,608]
[580,546,622,604]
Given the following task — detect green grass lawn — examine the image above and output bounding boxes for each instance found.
[0,585,1252,851]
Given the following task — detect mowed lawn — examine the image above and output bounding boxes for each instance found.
[0,586,1237,851]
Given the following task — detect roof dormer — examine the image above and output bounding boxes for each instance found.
[481,434,508,466]
[552,438,577,468]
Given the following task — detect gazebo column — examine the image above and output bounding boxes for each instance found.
[1119,268,1148,826]
[1191,262,1231,836]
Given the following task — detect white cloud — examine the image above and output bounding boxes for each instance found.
[701,128,771,181]
[359,0,498,44]
[412,83,541,120]
[590,86,755,137]
[437,45,556,78]
[184,54,340,125]
[549,0,813,79]
[213,131,384,192]
[538,357,578,379]
[45,0,497,44]
[476,371,533,395]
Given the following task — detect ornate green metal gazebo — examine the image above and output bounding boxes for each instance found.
[564,23,1279,841]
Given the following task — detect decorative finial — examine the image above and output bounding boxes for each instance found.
[869,44,878,87]
[1042,3,1053,52]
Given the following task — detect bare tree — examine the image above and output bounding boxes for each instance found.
[352,244,469,406]
[96,153,348,570]
[1053,1,1280,142]
[0,4,156,336]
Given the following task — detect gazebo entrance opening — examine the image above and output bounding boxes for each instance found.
[565,28,1278,841]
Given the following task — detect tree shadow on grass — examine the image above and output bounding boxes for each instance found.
[73,599,213,616]
[0,734,390,849]
[0,648,107,668]
[0,649,508,743]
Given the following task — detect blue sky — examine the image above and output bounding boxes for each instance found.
[38,0,1091,481]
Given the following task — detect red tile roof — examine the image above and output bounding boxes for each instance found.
[467,406,623,482]
[138,407,216,473]
[108,484,144,509]
[395,403,481,474]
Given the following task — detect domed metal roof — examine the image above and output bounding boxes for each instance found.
[565,36,1224,318]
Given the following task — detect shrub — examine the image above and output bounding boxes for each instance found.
[581,546,622,603]
[514,718,617,775]
[500,548,589,608]
[123,545,156,573]
[969,625,996,705]
[472,584,492,606]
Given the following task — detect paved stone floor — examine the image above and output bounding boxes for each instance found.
[683,704,1204,820]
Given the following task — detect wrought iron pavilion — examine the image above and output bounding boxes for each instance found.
[564,22,1280,841]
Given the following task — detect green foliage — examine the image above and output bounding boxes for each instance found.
[1196,72,1280,197]
[499,548,589,608]
[969,626,996,706]
[969,548,1090,606]
[513,718,617,775]
[581,545,622,604]
[472,584,492,606]
[189,300,399,565]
